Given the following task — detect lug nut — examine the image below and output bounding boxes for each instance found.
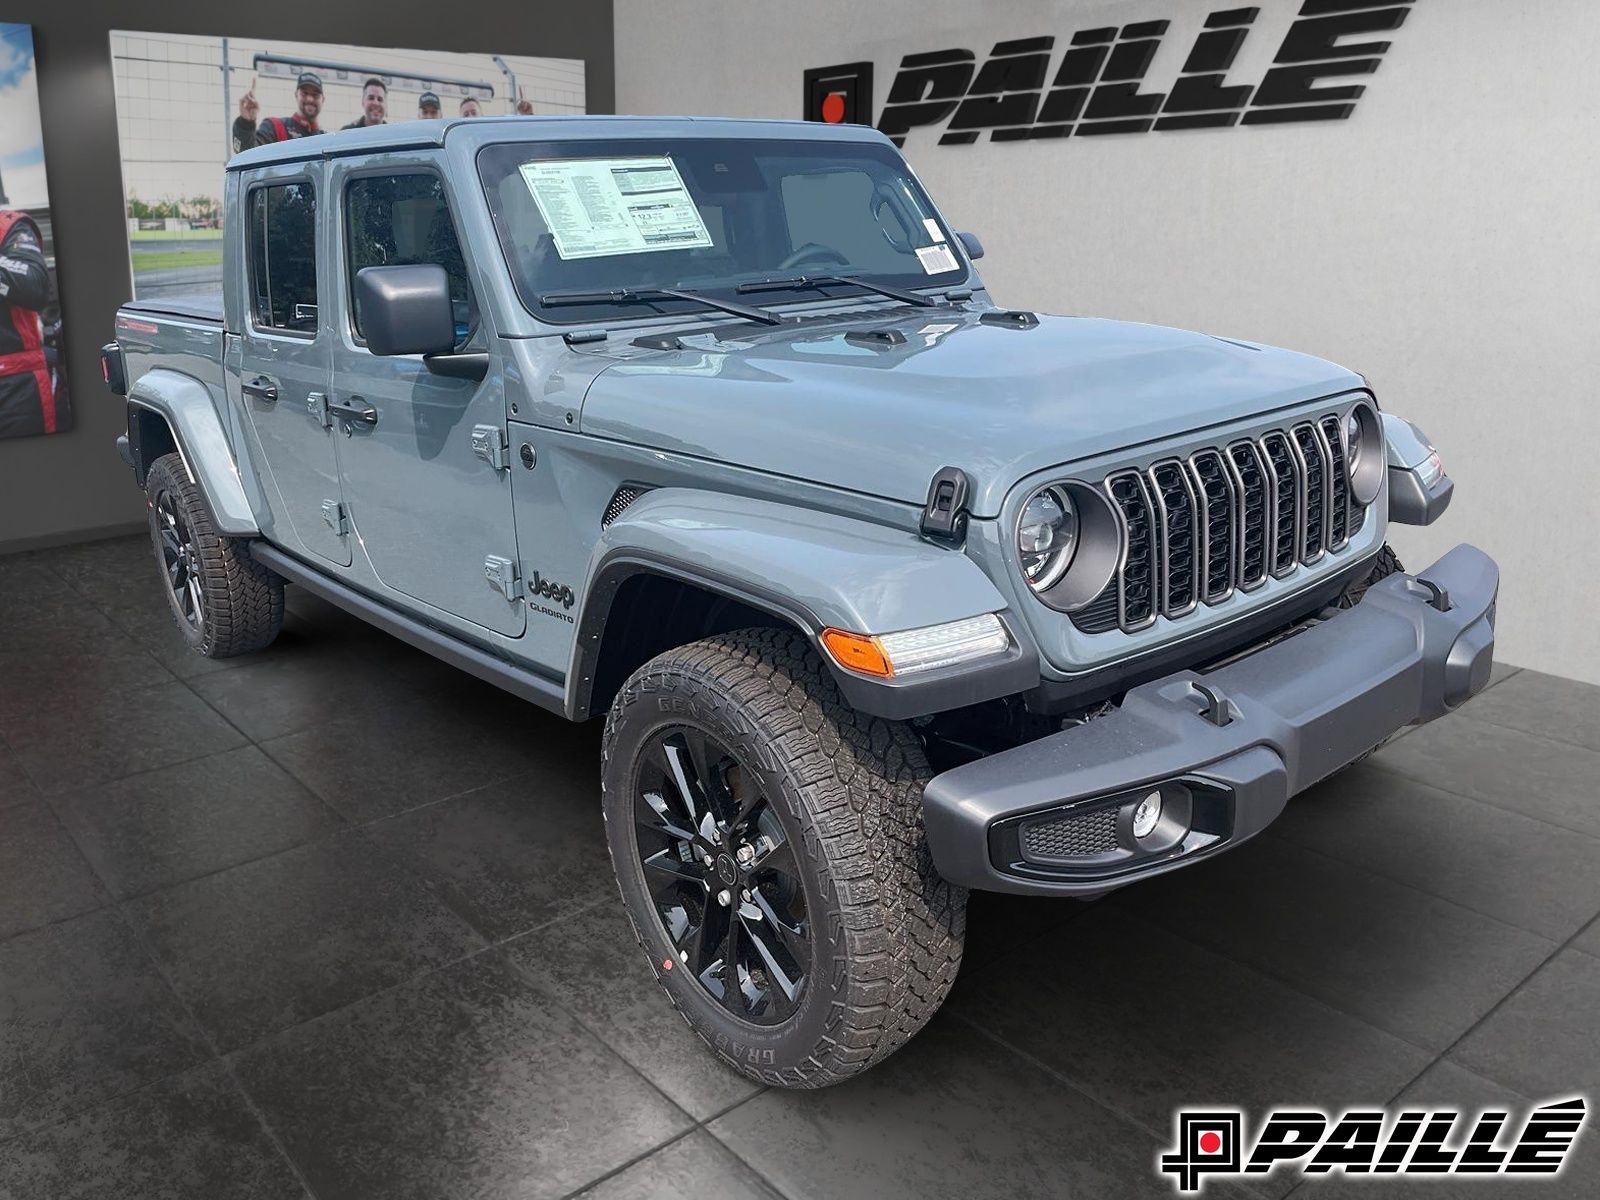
[716,889,731,907]
[741,888,752,902]
[735,844,754,866]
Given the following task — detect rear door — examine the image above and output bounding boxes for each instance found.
[327,156,524,636]
[235,162,348,566]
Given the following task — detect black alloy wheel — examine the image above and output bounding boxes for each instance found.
[142,452,285,658]
[154,484,205,635]
[633,724,810,1026]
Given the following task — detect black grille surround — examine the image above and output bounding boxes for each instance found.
[1072,409,1370,636]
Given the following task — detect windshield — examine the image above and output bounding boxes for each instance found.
[476,137,968,324]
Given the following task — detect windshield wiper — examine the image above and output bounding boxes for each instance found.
[540,286,782,326]
[736,274,938,308]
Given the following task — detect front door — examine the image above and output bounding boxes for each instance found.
[327,159,524,636]
[235,164,348,566]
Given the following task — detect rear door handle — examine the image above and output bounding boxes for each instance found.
[242,375,278,403]
[327,396,378,426]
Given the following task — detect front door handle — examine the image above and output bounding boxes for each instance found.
[242,375,278,403]
[327,397,378,427]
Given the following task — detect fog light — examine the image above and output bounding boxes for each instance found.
[1132,791,1163,839]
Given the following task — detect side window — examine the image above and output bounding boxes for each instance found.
[247,182,318,335]
[345,173,474,345]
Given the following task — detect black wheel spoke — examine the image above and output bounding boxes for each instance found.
[690,899,731,982]
[752,827,796,875]
[641,847,706,893]
[749,885,808,964]
[741,916,804,1005]
[660,736,705,828]
[719,911,745,1015]
[722,761,764,832]
[153,487,205,635]
[637,788,697,845]
[632,723,809,1028]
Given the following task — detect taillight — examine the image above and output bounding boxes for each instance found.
[100,342,127,396]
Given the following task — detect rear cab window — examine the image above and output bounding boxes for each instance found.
[246,181,318,336]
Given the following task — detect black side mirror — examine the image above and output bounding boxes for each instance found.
[956,231,985,261]
[355,264,455,357]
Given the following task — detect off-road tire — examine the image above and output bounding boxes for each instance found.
[145,452,284,657]
[601,628,966,1088]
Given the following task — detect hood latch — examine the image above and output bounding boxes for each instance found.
[920,466,971,546]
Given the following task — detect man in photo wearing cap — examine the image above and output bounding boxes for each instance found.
[231,72,326,152]
[417,91,443,120]
[342,78,388,130]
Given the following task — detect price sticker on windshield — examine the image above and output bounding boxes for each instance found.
[519,156,713,260]
[915,243,959,274]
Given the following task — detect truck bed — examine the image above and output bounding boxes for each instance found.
[115,294,229,421]
[121,292,224,324]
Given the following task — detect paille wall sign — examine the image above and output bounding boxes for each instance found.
[804,0,1417,146]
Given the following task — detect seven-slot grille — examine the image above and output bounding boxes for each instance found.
[1074,410,1361,635]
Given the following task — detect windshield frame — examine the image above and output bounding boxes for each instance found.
[474,135,974,327]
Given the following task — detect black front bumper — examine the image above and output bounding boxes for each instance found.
[922,544,1499,896]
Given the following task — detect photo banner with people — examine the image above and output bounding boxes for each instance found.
[109,32,586,300]
[0,22,72,441]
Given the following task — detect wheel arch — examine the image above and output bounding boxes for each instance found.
[567,488,1039,722]
[569,555,814,721]
[126,368,257,537]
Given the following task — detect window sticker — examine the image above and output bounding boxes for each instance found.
[922,217,943,241]
[915,243,959,275]
[519,156,713,260]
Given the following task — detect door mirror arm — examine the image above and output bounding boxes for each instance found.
[423,352,489,382]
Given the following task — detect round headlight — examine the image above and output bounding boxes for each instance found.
[1018,486,1077,591]
[1344,403,1384,505]
[1344,411,1362,464]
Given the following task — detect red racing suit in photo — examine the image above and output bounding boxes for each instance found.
[232,112,323,153]
[0,210,54,438]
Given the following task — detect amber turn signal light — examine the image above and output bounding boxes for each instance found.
[819,628,894,678]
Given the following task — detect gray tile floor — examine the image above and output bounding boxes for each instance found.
[2,534,1597,1199]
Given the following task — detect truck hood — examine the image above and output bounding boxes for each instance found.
[578,307,1363,516]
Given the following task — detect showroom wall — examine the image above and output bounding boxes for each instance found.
[617,0,1600,685]
[0,0,614,551]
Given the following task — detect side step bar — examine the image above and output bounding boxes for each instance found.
[249,542,567,717]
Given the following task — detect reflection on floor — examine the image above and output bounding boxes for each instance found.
[1,535,1597,1198]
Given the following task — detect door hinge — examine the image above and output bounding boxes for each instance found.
[470,424,511,472]
[483,554,524,601]
[307,391,332,429]
[321,499,349,536]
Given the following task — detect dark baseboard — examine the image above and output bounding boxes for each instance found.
[0,520,147,557]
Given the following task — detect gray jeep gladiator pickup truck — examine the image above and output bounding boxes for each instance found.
[104,115,1494,1088]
